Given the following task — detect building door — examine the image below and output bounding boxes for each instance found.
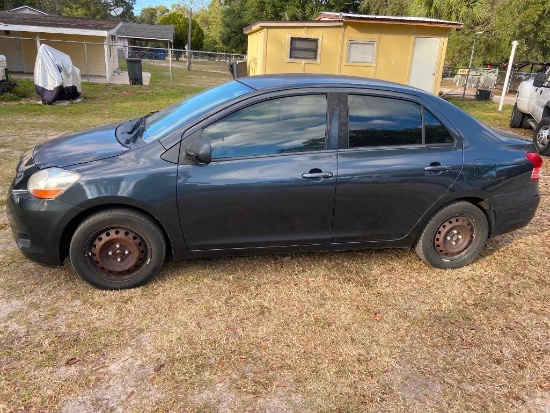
[1,33,25,72]
[409,37,441,93]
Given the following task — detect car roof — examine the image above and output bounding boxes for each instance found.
[237,74,427,96]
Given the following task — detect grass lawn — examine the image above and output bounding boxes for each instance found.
[0,74,548,412]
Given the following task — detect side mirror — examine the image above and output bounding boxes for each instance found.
[533,71,547,87]
[185,136,212,164]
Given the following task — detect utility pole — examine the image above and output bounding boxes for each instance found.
[187,7,192,71]
[462,31,484,98]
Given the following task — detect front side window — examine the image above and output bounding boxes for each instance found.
[289,37,319,60]
[203,95,328,159]
[142,81,253,143]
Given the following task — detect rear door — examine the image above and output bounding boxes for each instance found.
[177,92,339,249]
[333,92,463,242]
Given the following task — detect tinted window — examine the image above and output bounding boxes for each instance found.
[142,81,253,143]
[348,95,422,147]
[203,95,327,159]
[424,110,454,144]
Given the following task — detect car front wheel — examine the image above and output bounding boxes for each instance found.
[415,202,488,269]
[534,117,550,156]
[69,209,166,289]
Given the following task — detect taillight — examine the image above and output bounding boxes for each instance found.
[526,152,543,180]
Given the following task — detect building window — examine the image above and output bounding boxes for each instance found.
[289,37,319,60]
[347,41,376,64]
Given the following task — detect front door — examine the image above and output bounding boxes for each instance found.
[177,93,338,249]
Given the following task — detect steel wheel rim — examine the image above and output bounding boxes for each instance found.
[434,216,475,258]
[86,227,147,276]
[536,126,549,148]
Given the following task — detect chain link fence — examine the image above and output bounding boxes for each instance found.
[440,66,537,98]
[0,35,244,88]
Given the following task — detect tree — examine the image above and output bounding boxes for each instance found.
[159,11,204,50]
[195,0,225,51]
[7,0,136,20]
[220,0,361,53]
[220,0,249,53]
[359,0,409,15]
[408,0,489,23]
[137,5,170,24]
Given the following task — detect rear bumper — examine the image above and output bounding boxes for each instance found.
[489,183,540,237]
[6,188,82,267]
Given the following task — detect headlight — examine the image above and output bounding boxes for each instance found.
[27,168,80,199]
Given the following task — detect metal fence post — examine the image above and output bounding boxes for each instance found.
[84,42,90,82]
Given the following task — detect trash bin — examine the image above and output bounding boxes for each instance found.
[229,61,248,79]
[126,58,143,85]
[475,89,491,101]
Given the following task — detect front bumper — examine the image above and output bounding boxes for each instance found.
[6,187,83,267]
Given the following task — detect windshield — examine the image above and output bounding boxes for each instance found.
[141,81,253,143]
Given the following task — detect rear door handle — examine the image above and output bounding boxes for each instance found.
[302,172,333,179]
[424,165,451,172]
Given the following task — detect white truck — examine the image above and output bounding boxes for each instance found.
[510,68,550,155]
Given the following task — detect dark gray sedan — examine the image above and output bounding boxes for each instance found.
[7,75,543,289]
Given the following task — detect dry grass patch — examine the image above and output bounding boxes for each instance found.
[1,93,549,412]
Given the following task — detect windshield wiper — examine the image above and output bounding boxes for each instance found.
[121,112,158,144]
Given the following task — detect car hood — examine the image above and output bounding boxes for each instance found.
[33,122,129,169]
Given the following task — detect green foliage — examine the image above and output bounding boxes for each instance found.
[136,5,169,24]
[220,0,361,53]
[158,11,205,50]
[5,0,136,20]
[195,0,225,51]
[408,0,489,23]
[359,0,409,15]
[0,79,35,102]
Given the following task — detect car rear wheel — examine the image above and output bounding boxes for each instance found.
[415,202,488,269]
[69,209,166,289]
[533,117,550,156]
[509,103,525,128]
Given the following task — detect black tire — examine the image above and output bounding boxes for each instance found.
[533,117,550,156]
[69,209,166,289]
[520,115,532,129]
[415,201,488,269]
[509,103,525,128]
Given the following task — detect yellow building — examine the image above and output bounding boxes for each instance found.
[244,12,462,95]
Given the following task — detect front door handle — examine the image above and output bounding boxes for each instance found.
[424,164,451,172]
[302,171,334,179]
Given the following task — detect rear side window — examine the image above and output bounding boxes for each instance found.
[424,110,454,144]
[348,95,422,147]
[348,95,453,148]
[203,95,327,159]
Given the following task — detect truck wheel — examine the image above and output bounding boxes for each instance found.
[509,103,524,128]
[533,117,550,156]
